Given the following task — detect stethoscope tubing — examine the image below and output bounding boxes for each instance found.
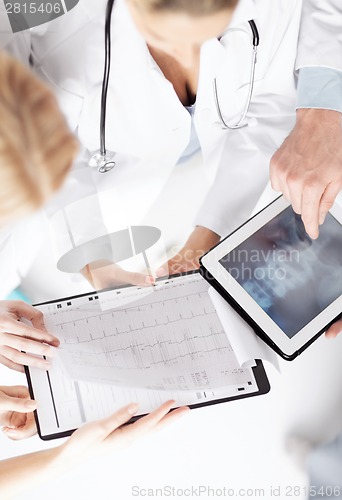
[91,2,260,172]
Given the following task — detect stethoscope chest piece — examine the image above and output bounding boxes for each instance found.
[89,151,116,174]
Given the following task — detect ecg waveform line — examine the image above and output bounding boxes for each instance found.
[60,330,234,371]
[52,290,213,327]
[42,275,251,391]
[56,310,220,346]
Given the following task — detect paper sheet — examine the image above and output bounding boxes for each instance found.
[40,274,258,392]
[208,288,280,371]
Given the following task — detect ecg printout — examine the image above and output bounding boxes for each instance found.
[39,274,255,392]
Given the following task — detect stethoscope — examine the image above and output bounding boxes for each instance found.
[89,0,260,174]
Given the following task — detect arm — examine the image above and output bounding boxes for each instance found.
[159,112,286,275]
[158,0,303,275]
[0,401,188,499]
[270,0,342,239]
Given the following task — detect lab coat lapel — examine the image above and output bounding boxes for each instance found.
[195,0,258,157]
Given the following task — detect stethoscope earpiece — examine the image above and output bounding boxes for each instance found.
[89,1,259,172]
[214,20,259,130]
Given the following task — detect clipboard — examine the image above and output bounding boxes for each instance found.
[25,272,270,441]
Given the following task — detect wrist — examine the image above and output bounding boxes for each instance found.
[296,108,342,127]
[185,226,220,252]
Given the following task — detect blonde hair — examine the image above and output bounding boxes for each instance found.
[0,51,78,226]
[136,0,238,14]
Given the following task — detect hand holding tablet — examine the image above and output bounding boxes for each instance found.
[200,196,342,360]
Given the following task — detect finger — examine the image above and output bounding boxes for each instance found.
[270,155,290,199]
[0,317,59,347]
[0,333,55,358]
[269,166,281,192]
[88,263,154,288]
[0,394,36,413]
[0,354,24,372]
[119,406,190,445]
[286,179,303,215]
[279,181,292,204]
[155,264,169,278]
[319,182,341,225]
[8,411,27,429]
[120,400,176,439]
[2,417,37,440]
[89,403,140,440]
[113,267,154,287]
[10,302,46,332]
[0,346,50,370]
[301,186,325,239]
[325,320,342,339]
[154,406,190,430]
[269,152,283,192]
[0,385,31,399]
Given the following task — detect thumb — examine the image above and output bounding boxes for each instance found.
[123,271,155,287]
[156,263,170,278]
[0,395,37,413]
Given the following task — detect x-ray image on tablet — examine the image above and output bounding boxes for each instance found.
[200,196,342,360]
[219,208,342,339]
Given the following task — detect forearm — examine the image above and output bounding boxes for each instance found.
[0,447,65,499]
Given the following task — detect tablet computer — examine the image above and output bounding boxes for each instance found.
[25,272,270,440]
[200,196,342,361]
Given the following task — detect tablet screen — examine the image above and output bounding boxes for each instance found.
[219,207,342,338]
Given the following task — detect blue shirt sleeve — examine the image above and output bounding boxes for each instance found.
[296,67,342,113]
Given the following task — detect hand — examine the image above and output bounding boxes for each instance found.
[156,226,220,277]
[57,400,189,465]
[325,319,342,339]
[0,386,37,440]
[270,109,342,239]
[0,301,59,372]
[82,260,155,290]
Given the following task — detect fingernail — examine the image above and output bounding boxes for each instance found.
[41,361,50,370]
[25,400,37,410]
[127,403,139,415]
[52,339,60,347]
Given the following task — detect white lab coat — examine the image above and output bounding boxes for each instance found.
[0,0,341,295]
[296,0,342,71]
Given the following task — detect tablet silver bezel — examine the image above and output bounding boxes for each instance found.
[201,196,342,357]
